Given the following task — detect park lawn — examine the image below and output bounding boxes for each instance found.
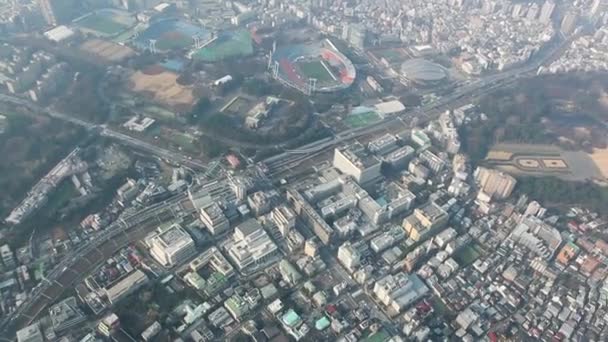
[165,132,197,154]
[297,60,334,82]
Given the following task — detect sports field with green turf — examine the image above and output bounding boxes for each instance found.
[75,13,127,36]
[344,111,381,128]
[156,33,193,51]
[192,30,253,62]
[296,60,334,82]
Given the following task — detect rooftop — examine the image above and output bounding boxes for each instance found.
[282,309,302,327]
[417,202,448,221]
[400,59,447,82]
[154,223,194,251]
[337,143,381,169]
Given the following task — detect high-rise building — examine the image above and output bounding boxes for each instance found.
[591,0,608,16]
[512,4,523,18]
[38,0,77,26]
[98,313,120,337]
[539,0,556,23]
[337,242,361,273]
[199,200,230,235]
[0,244,15,269]
[16,323,43,342]
[419,150,446,174]
[527,3,540,20]
[368,134,398,155]
[561,11,579,34]
[333,143,382,185]
[344,23,367,50]
[402,202,449,241]
[227,219,279,271]
[271,205,296,237]
[49,297,87,334]
[373,272,429,313]
[510,216,562,259]
[104,269,149,304]
[304,238,319,258]
[146,223,196,267]
[38,0,56,26]
[474,167,517,200]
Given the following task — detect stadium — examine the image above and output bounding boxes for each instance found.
[270,39,356,95]
[134,18,212,53]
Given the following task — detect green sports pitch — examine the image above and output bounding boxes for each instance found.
[296,60,335,82]
[75,14,127,36]
[344,111,381,128]
[156,34,193,51]
[192,30,253,62]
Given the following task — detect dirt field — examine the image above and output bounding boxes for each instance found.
[81,39,135,62]
[486,150,513,161]
[517,159,540,168]
[589,147,608,179]
[129,70,195,110]
[542,159,568,169]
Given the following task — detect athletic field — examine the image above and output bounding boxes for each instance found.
[344,110,381,128]
[136,19,210,52]
[296,60,334,82]
[192,30,253,62]
[74,10,134,37]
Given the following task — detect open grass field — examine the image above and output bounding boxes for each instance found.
[296,60,334,82]
[344,110,381,128]
[163,130,197,153]
[76,13,127,36]
[192,30,253,62]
